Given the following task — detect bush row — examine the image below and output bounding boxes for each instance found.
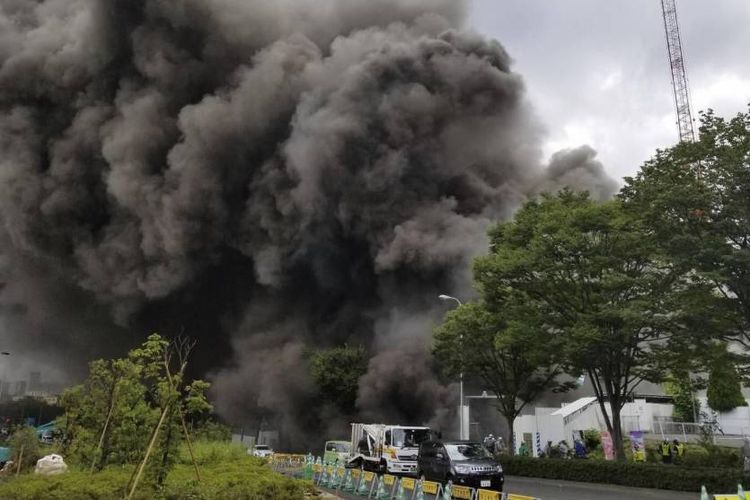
[500,456,746,492]
[0,456,314,499]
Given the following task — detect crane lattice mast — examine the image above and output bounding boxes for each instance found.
[660,0,696,143]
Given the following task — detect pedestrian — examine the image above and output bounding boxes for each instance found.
[660,439,672,464]
[672,439,685,464]
[743,437,750,472]
[488,434,497,453]
[574,439,587,459]
[544,440,553,458]
[632,442,646,462]
[495,437,506,454]
[518,441,530,457]
[558,440,570,459]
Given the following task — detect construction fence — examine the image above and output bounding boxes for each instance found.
[271,454,540,500]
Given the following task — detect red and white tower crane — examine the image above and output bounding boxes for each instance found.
[660,0,696,143]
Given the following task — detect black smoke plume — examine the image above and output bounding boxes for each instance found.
[0,0,615,446]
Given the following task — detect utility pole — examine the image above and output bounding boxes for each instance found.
[660,0,696,143]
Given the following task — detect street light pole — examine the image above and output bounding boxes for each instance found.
[438,294,465,440]
[0,352,8,402]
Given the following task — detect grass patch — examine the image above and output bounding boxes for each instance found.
[0,446,314,500]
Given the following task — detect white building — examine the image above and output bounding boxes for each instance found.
[514,397,673,456]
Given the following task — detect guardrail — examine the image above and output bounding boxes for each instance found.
[309,460,539,500]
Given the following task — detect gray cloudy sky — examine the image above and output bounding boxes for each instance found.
[469,0,750,183]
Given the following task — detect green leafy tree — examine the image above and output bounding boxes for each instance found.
[663,373,699,422]
[620,106,750,362]
[475,191,707,460]
[57,334,211,487]
[707,350,747,413]
[433,300,572,450]
[310,345,368,414]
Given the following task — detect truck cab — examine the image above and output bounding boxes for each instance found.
[349,423,431,475]
[323,440,351,464]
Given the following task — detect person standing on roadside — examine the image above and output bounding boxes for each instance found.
[518,441,530,457]
[743,437,750,472]
[672,439,685,464]
[660,439,672,464]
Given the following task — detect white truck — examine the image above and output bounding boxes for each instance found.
[347,423,431,475]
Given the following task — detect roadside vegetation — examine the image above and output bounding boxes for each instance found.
[0,443,314,499]
[435,105,750,460]
[0,335,312,499]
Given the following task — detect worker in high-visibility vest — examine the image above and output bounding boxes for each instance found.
[672,439,685,464]
[659,439,672,464]
[660,440,672,464]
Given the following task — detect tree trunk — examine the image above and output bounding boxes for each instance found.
[156,411,175,487]
[506,415,515,456]
[610,403,626,461]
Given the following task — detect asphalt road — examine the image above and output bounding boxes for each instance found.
[503,476,696,500]
[321,476,698,500]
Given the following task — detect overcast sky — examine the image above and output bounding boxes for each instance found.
[469,0,750,183]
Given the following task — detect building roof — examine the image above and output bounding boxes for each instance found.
[550,397,598,419]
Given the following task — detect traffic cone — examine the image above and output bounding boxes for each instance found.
[356,470,370,496]
[394,479,407,500]
[330,467,341,489]
[343,469,356,493]
[319,466,329,487]
[699,485,709,500]
[414,479,426,500]
[440,481,453,500]
[375,476,391,500]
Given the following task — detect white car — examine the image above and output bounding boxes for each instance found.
[251,444,274,458]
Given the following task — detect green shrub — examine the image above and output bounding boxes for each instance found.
[177,440,249,465]
[191,421,232,442]
[582,429,601,452]
[500,456,746,492]
[0,455,311,499]
[9,426,42,472]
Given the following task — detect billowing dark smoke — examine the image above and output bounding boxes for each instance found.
[0,0,615,446]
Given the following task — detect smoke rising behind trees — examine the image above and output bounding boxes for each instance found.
[0,0,616,445]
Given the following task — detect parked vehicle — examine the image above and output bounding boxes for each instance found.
[347,423,432,475]
[417,440,504,491]
[250,444,274,458]
[323,440,351,464]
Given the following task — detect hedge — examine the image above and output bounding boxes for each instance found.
[0,456,315,499]
[500,456,746,492]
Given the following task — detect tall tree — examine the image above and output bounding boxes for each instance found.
[57,334,211,482]
[433,299,572,451]
[310,345,368,415]
[621,107,750,359]
[475,191,704,460]
[706,348,747,413]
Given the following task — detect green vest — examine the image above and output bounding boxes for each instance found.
[660,443,671,456]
